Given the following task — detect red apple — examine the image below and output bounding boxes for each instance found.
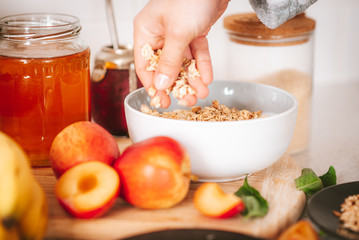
[49,121,120,178]
[194,182,245,218]
[55,161,120,219]
[113,136,190,209]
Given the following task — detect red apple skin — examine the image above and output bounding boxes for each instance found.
[216,202,245,219]
[57,189,119,219]
[55,161,120,219]
[113,136,191,209]
[58,191,119,219]
[50,121,120,178]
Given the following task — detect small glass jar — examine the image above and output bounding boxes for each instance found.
[0,13,91,166]
[91,45,141,136]
[223,13,315,154]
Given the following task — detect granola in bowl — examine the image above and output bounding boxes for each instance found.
[124,80,298,181]
[140,100,262,121]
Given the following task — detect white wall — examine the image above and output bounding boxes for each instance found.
[1,0,358,86]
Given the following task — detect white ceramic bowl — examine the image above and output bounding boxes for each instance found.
[124,81,297,182]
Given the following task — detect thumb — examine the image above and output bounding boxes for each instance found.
[154,35,190,91]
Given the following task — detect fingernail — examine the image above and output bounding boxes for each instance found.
[154,73,170,90]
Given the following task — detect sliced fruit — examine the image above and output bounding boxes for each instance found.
[277,220,319,240]
[194,182,245,218]
[55,161,120,219]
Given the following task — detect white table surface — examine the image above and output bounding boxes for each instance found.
[294,82,359,184]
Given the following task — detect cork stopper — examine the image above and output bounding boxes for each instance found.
[223,13,316,46]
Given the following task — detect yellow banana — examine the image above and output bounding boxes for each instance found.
[0,132,34,219]
[0,222,19,240]
[19,180,48,240]
[0,132,48,240]
[0,135,21,219]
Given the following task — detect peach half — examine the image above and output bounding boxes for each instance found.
[55,161,120,219]
[194,182,245,218]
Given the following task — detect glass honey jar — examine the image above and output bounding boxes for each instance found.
[223,13,316,154]
[0,13,91,166]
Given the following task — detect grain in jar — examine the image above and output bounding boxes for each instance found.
[223,13,316,154]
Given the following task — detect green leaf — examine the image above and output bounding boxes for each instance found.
[294,168,323,196]
[235,176,268,218]
[319,165,337,187]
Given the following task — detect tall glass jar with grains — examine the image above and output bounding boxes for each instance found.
[223,13,315,154]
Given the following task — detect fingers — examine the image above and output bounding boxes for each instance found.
[154,34,192,91]
[133,7,164,92]
[134,10,193,108]
[153,90,171,109]
[190,36,213,86]
[133,8,212,108]
[188,36,212,99]
[188,75,209,100]
[180,94,198,107]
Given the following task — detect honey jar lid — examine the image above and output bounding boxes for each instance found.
[223,12,316,45]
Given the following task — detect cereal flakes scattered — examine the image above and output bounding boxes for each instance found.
[335,194,359,232]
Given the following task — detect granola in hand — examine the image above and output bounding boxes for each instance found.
[141,43,199,108]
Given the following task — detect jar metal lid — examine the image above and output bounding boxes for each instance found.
[94,44,134,69]
[92,44,134,82]
[223,13,315,46]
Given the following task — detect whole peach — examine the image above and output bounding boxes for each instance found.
[50,121,120,178]
[113,136,190,209]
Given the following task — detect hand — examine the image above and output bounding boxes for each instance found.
[134,0,230,108]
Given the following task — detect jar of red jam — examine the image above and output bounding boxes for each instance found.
[0,13,91,166]
[91,45,141,136]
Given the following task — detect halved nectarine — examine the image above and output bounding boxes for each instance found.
[55,161,120,219]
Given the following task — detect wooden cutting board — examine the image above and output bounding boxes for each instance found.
[32,137,305,240]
